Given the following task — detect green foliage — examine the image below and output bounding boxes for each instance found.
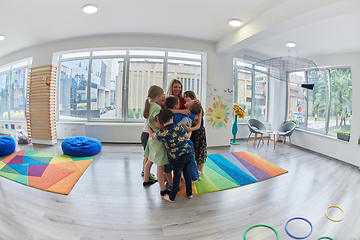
[128,108,142,118]
[337,131,350,136]
[286,119,298,127]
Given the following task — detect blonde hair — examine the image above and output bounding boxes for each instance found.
[184,90,196,100]
[167,79,183,98]
[143,85,164,119]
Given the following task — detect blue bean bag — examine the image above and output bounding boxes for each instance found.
[62,136,102,157]
[0,136,16,157]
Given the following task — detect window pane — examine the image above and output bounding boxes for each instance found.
[128,58,164,120]
[0,73,9,119]
[328,68,352,136]
[59,59,89,120]
[167,59,201,98]
[306,70,327,132]
[90,58,124,120]
[9,68,26,119]
[288,72,306,127]
[235,69,252,121]
[253,71,268,121]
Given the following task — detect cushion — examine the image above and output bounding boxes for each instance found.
[61,136,102,157]
[0,136,16,157]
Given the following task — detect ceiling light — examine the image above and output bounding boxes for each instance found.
[83,5,97,14]
[286,42,296,48]
[229,19,243,27]
[0,35,4,41]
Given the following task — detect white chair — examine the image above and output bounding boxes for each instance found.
[246,119,266,146]
[276,122,296,148]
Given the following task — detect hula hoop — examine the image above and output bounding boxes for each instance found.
[317,237,334,240]
[325,205,345,222]
[285,217,313,239]
[243,224,279,240]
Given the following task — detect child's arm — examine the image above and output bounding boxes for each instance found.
[184,131,191,139]
[150,115,164,129]
[170,108,191,116]
[147,124,157,139]
[182,111,202,132]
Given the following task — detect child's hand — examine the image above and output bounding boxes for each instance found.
[194,99,201,106]
[180,109,191,116]
[182,124,191,132]
[149,132,157,139]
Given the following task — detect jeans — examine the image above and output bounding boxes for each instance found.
[169,152,193,201]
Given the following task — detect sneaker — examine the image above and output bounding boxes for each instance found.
[160,189,171,196]
[143,180,157,186]
[165,182,171,190]
[141,171,144,176]
[149,173,157,181]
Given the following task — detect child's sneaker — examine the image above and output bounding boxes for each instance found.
[143,180,157,186]
[149,173,157,181]
[160,189,171,196]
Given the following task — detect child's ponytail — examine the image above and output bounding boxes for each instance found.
[143,85,164,119]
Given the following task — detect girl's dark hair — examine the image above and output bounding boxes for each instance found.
[143,85,164,119]
[184,90,196,100]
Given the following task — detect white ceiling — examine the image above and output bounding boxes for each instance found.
[1,0,360,59]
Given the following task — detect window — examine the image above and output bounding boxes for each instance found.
[0,58,31,120]
[57,49,204,122]
[59,60,89,120]
[233,58,269,122]
[287,68,352,136]
[328,69,352,135]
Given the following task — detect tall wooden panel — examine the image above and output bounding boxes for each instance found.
[26,65,57,144]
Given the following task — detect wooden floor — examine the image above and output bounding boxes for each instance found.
[0,139,359,240]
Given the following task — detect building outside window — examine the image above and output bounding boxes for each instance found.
[58,49,204,122]
[0,59,32,120]
[233,58,269,122]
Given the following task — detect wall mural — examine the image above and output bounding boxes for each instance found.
[205,83,232,129]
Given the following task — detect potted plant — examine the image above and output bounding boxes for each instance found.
[337,131,350,142]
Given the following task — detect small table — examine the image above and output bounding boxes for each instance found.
[258,131,277,149]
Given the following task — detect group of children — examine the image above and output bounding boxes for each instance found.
[140,79,207,202]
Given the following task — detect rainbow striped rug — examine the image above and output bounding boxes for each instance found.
[0,150,93,195]
[178,151,288,196]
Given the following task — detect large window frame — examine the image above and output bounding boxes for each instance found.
[286,67,352,136]
[233,58,269,122]
[57,49,205,122]
[0,58,32,121]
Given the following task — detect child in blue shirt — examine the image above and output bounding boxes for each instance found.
[149,108,193,202]
[165,96,202,184]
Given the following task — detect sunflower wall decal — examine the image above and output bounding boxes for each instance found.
[205,98,231,129]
